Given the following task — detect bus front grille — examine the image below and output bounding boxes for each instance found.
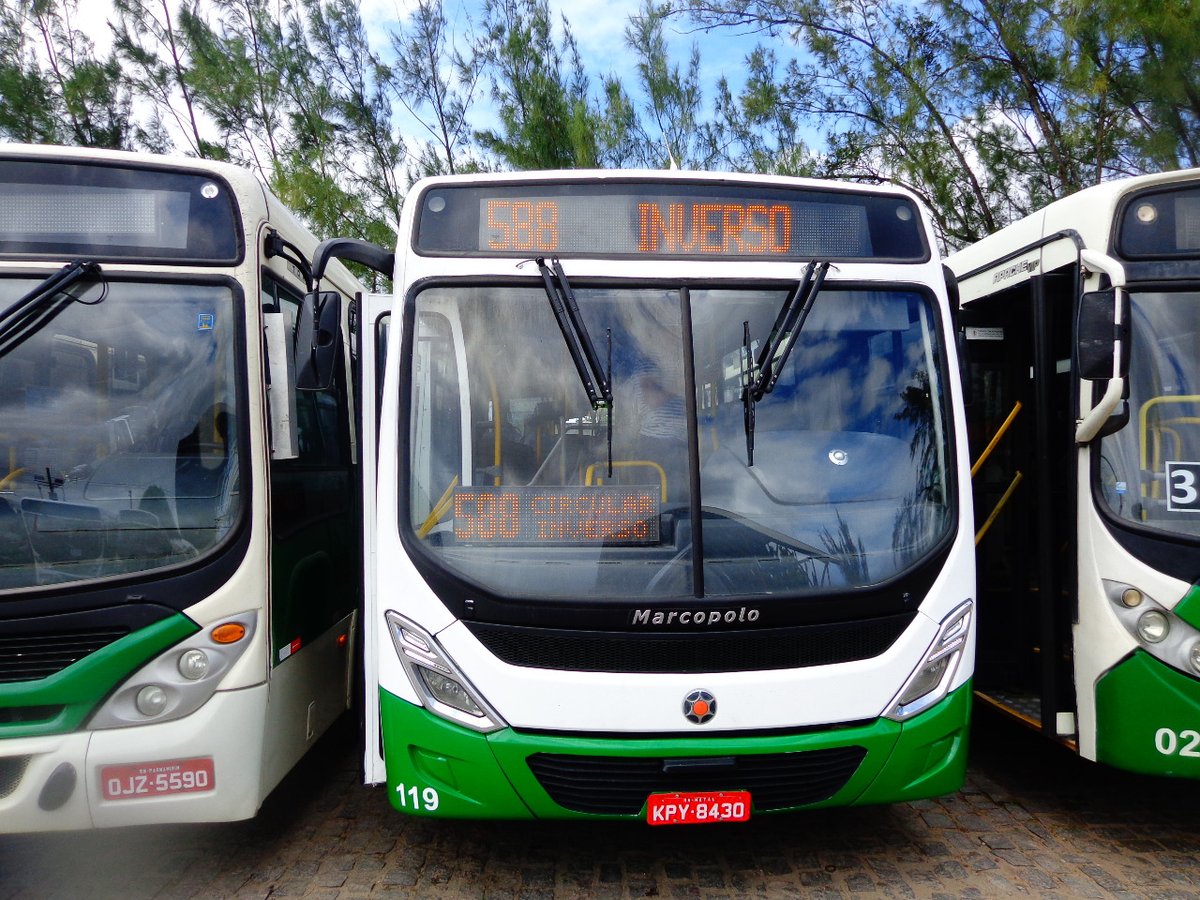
[0,705,62,725]
[0,628,129,683]
[465,613,914,673]
[527,747,867,814]
[0,755,31,799]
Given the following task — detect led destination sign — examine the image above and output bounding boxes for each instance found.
[0,159,240,262]
[453,486,660,545]
[415,181,927,261]
[485,199,796,256]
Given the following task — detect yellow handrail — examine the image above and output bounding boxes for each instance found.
[971,401,1022,478]
[417,476,460,538]
[489,376,502,486]
[975,471,1024,545]
[1139,395,1200,471]
[0,467,26,492]
[585,461,668,502]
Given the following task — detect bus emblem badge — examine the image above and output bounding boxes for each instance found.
[683,689,717,724]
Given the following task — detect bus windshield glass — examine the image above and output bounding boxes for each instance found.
[406,281,953,600]
[0,278,242,590]
[1098,289,1200,537]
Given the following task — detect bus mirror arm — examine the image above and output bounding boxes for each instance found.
[1075,250,1130,444]
[1076,377,1125,443]
[310,238,395,285]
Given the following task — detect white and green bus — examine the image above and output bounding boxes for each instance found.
[947,167,1200,776]
[323,170,977,822]
[0,145,362,830]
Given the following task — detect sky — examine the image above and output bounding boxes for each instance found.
[71,0,792,158]
[357,0,767,86]
[360,0,777,139]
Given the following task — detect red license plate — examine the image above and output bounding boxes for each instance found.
[646,791,751,825]
[100,757,215,801]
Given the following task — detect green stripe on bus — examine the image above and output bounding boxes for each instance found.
[0,613,199,739]
[1173,584,1200,631]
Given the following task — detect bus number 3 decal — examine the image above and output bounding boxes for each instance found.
[1167,462,1200,511]
[1155,728,1200,757]
[395,783,441,811]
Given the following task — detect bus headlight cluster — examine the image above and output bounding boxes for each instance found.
[1106,581,1200,676]
[89,612,257,729]
[385,611,505,733]
[887,600,973,721]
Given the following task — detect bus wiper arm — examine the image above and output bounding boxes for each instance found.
[741,261,830,466]
[751,260,830,400]
[0,260,105,355]
[536,257,612,409]
[535,256,615,475]
[0,261,104,333]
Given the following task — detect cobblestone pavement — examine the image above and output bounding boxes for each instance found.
[3,707,1200,899]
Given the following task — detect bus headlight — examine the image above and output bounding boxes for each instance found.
[1137,609,1170,643]
[1106,581,1200,677]
[178,649,210,680]
[886,601,972,722]
[385,611,505,733]
[418,668,485,716]
[135,685,169,717]
[89,612,257,729]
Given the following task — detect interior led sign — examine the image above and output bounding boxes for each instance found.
[453,486,660,545]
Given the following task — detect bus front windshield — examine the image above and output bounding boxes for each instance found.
[0,278,242,591]
[1099,289,1200,539]
[407,282,953,600]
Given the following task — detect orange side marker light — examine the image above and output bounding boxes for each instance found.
[211,622,247,644]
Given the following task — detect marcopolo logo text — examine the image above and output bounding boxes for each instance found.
[631,607,761,627]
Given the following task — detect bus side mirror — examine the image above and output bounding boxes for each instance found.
[1077,288,1130,381]
[295,290,342,391]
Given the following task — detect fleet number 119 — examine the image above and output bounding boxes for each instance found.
[395,782,441,811]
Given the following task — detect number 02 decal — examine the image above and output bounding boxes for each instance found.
[1167,462,1200,511]
[1155,727,1200,757]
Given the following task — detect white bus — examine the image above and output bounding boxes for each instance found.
[0,144,362,829]
[322,170,977,822]
[947,167,1200,776]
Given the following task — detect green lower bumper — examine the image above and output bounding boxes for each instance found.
[1096,650,1200,778]
[379,681,971,819]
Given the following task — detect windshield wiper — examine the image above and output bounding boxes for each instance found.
[535,257,615,474]
[0,261,105,357]
[741,261,830,466]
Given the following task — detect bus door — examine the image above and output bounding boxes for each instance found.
[358,290,392,785]
[960,235,1080,739]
